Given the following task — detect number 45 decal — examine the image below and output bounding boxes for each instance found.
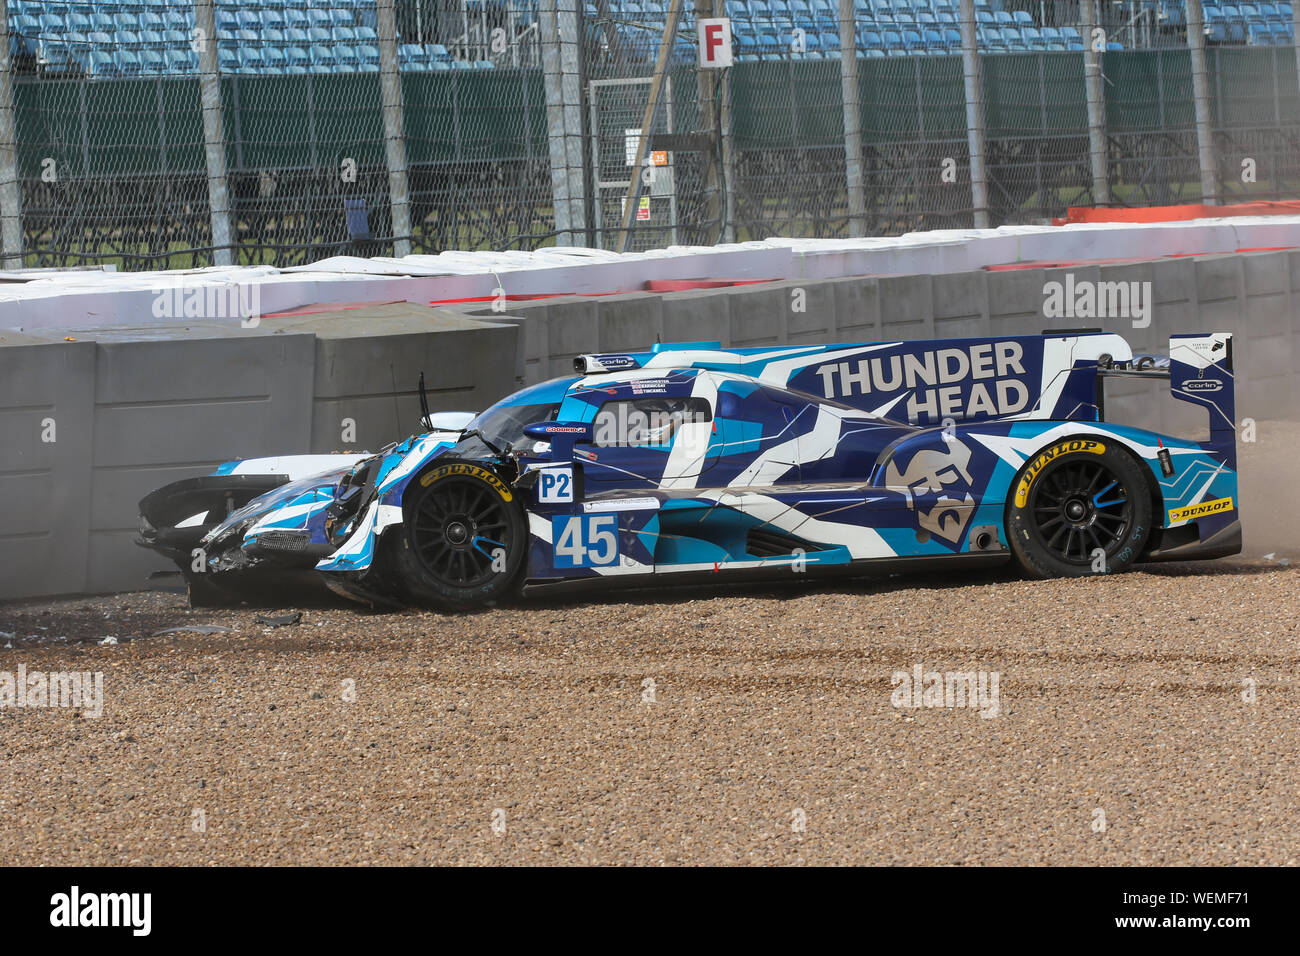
[552,514,619,568]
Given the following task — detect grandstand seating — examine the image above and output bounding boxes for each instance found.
[7,0,1286,79]
[4,0,487,74]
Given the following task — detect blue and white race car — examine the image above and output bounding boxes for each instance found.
[137,330,1241,608]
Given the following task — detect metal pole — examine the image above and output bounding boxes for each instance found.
[958,0,989,228]
[377,0,412,256]
[0,3,23,268]
[1186,0,1218,205]
[615,0,685,253]
[1081,0,1110,206]
[1293,0,1300,100]
[838,0,866,237]
[719,33,736,244]
[540,0,587,245]
[196,0,233,266]
[696,0,722,240]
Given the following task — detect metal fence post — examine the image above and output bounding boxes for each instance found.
[0,3,25,268]
[838,0,866,237]
[195,0,233,266]
[1186,0,1219,205]
[1081,0,1111,206]
[540,0,588,246]
[958,0,989,228]
[376,0,412,257]
[1293,0,1300,100]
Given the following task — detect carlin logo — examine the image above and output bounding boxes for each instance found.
[1169,496,1233,524]
[420,463,512,502]
[1183,378,1223,393]
[1014,439,1106,507]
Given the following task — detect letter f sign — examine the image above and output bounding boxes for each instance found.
[698,18,733,68]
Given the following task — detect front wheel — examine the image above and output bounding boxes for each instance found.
[388,461,526,609]
[1006,438,1153,578]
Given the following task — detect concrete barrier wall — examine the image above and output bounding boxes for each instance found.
[471,249,1300,438]
[3,248,1296,600]
[0,314,517,599]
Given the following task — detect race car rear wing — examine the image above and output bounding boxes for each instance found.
[1096,332,1236,469]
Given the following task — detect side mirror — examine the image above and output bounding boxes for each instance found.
[523,421,593,462]
[522,421,594,443]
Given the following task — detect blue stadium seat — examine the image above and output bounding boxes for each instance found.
[285,9,310,30]
[310,44,338,70]
[264,10,286,31]
[90,13,114,32]
[307,10,332,29]
[163,29,188,46]
[114,49,142,75]
[262,47,287,73]
[138,48,164,73]
[309,27,332,44]
[238,48,264,73]
[264,28,286,44]
[139,29,165,48]
[218,47,238,71]
[328,9,354,28]
[139,12,164,32]
[164,48,197,73]
[333,26,357,43]
[112,30,141,48]
[165,12,191,31]
[285,46,311,71]
[356,26,378,43]
[332,43,359,70]
[285,27,311,45]
[1013,10,1033,27]
[87,50,115,76]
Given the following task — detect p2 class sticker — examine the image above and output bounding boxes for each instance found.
[537,465,574,504]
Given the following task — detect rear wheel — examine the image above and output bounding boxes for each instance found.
[388,461,526,609]
[1007,439,1152,578]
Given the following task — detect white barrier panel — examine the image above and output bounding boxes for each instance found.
[5,215,1300,331]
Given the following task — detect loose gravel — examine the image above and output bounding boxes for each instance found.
[1,559,1295,865]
